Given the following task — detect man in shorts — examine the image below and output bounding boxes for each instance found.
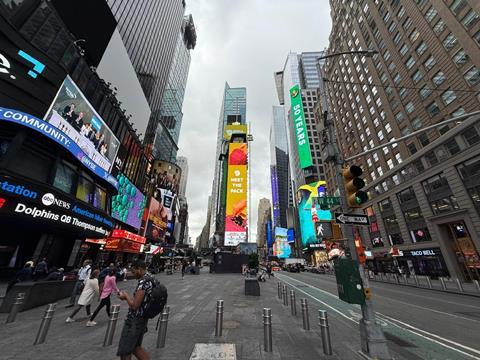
[117,260,154,360]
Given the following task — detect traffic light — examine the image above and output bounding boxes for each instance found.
[342,165,368,208]
[355,237,366,264]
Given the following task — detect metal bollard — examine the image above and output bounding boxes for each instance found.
[282,285,288,306]
[215,300,224,337]
[318,310,333,355]
[455,278,464,292]
[290,290,296,316]
[413,275,419,286]
[156,305,170,348]
[440,277,447,290]
[277,282,282,299]
[426,276,433,289]
[6,292,25,324]
[263,308,273,352]
[34,303,56,345]
[301,298,310,330]
[474,280,480,292]
[103,304,120,346]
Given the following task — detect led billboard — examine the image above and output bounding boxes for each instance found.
[289,85,312,168]
[225,143,248,246]
[45,75,120,173]
[143,197,168,243]
[111,173,147,230]
[273,227,291,259]
[297,181,332,246]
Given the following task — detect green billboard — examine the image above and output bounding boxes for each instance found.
[290,85,313,168]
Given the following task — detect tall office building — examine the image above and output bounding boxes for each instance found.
[274,52,326,193]
[153,14,197,161]
[270,106,289,228]
[176,156,189,197]
[256,198,272,249]
[326,0,480,280]
[209,83,247,244]
[106,0,187,148]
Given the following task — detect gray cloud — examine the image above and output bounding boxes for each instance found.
[180,0,332,245]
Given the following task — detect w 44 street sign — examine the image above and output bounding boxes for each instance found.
[315,197,340,206]
[334,213,370,226]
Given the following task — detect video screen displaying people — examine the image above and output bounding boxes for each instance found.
[151,160,181,195]
[44,76,120,172]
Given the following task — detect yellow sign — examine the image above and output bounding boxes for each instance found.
[225,143,248,246]
[223,124,247,140]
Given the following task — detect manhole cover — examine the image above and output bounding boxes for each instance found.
[223,320,240,329]
[190,343,236,360]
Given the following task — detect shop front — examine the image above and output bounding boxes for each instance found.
[103,229,146,264]
[0,173,113,277]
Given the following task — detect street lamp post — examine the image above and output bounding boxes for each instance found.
[318,50,392,360]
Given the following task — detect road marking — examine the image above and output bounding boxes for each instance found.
[277,273,480,359]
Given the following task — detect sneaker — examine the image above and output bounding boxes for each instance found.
[86,321,97,327]
[65,317,75,323]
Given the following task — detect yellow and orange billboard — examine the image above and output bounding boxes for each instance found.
[225,142,248,246]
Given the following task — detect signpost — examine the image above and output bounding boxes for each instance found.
[315,197,340,206]
[334,213,370,226]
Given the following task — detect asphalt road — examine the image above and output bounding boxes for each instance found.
[275,271,480,360]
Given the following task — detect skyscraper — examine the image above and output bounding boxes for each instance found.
[153,14,197,161]
[209,83,247,245]
[325,0,480,280]
[256,198,272,252]
[105,0,188,149]
[270,105,289,228]
[176,156,189,197]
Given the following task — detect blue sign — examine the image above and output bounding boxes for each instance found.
[0,107,118,189]
[17,50,45,79]
[287,228,295,243]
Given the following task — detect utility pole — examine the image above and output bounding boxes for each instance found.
[318,51,391,360]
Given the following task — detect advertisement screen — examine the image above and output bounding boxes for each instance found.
[151,160,182,195]
[111,173,146,230]
[297,181,332,246]
[45,76,120,172]
[144,197,168,243]
[266,220,273,248]
[225,143,248,246]
[287,228,295,243]
[289,85,313,168]
[273,227,291,259]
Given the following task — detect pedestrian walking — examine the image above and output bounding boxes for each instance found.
[6,261,34,293]
[266,263,272,279]
[66,269,100,323]
[117,260,154,360]
[181,261,187,280]
[33,257,48,281]
[66,259,92,308]
[87,268,120,326]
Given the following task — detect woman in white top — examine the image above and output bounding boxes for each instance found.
[66,269,100,322]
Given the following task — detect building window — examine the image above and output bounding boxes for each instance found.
[424,56,436,70]
[419,133,430,147]
[395,153,402,163]
[462,9,479,29]
[405,101,415,114]
[462,126,480,146]
[425,7,437,23]
[406,56,416,69]
[409,29,420,42]
[457,155,480,181]
[441,89,457,105]
[403,17,412,30]
[387,159,394,169]
[399,44,409,56]
[433,19,446,34]
[393,32,402,44]
[76,173,95,205]
[53,161,76,194]
[412,69,424,83]
[420,85,433,99]
[411,117,422,130]
[397,6,405,18]
[393,73,402,85]
[450,0,467,15]
[403,206,422,221]
[399,87,408,99]
[475,30,480,45]
[427,101,440,117]
[425,151,439,166]
[410,228,431,243]
[443,33,458,50]
[453,49,469,66]
[445,138,461,155]
[407,142,418,154]
[395,112,405,124]
[452,107,466,117]
[432,71,446,86]
[416,41,428,56]
[431,196,460,215]
[464,66,480,86]
[422,173,449,195]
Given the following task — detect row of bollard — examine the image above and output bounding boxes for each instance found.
[373,273,480,294]
[276,281,332,356]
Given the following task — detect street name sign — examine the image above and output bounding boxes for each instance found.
[334,213,370,225]
[315,196,340,206]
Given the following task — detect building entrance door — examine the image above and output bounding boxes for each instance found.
[446,222,480,281]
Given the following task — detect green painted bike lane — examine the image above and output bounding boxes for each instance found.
[275,272,480,360]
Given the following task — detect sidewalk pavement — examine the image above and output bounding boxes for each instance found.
[0,270,365,360]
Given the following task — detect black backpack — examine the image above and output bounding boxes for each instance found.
[143,278,168,319]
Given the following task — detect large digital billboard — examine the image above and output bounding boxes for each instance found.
[290,85,313,169]
[297,181,332,246]
[45,76,120,173]
[273,227,291,259]
[225,143,248,246]
[143,197,168,243]
[111,173,146,230]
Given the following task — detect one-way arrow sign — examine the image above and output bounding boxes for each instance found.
[334,213,370,226]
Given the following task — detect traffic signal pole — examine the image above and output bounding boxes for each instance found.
[324,111,391,359]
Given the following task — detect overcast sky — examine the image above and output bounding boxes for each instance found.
[179,0,332,245]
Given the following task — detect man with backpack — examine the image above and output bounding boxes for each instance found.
[117,259,167,360]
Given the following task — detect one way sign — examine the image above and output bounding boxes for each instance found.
[334,213,370,226]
